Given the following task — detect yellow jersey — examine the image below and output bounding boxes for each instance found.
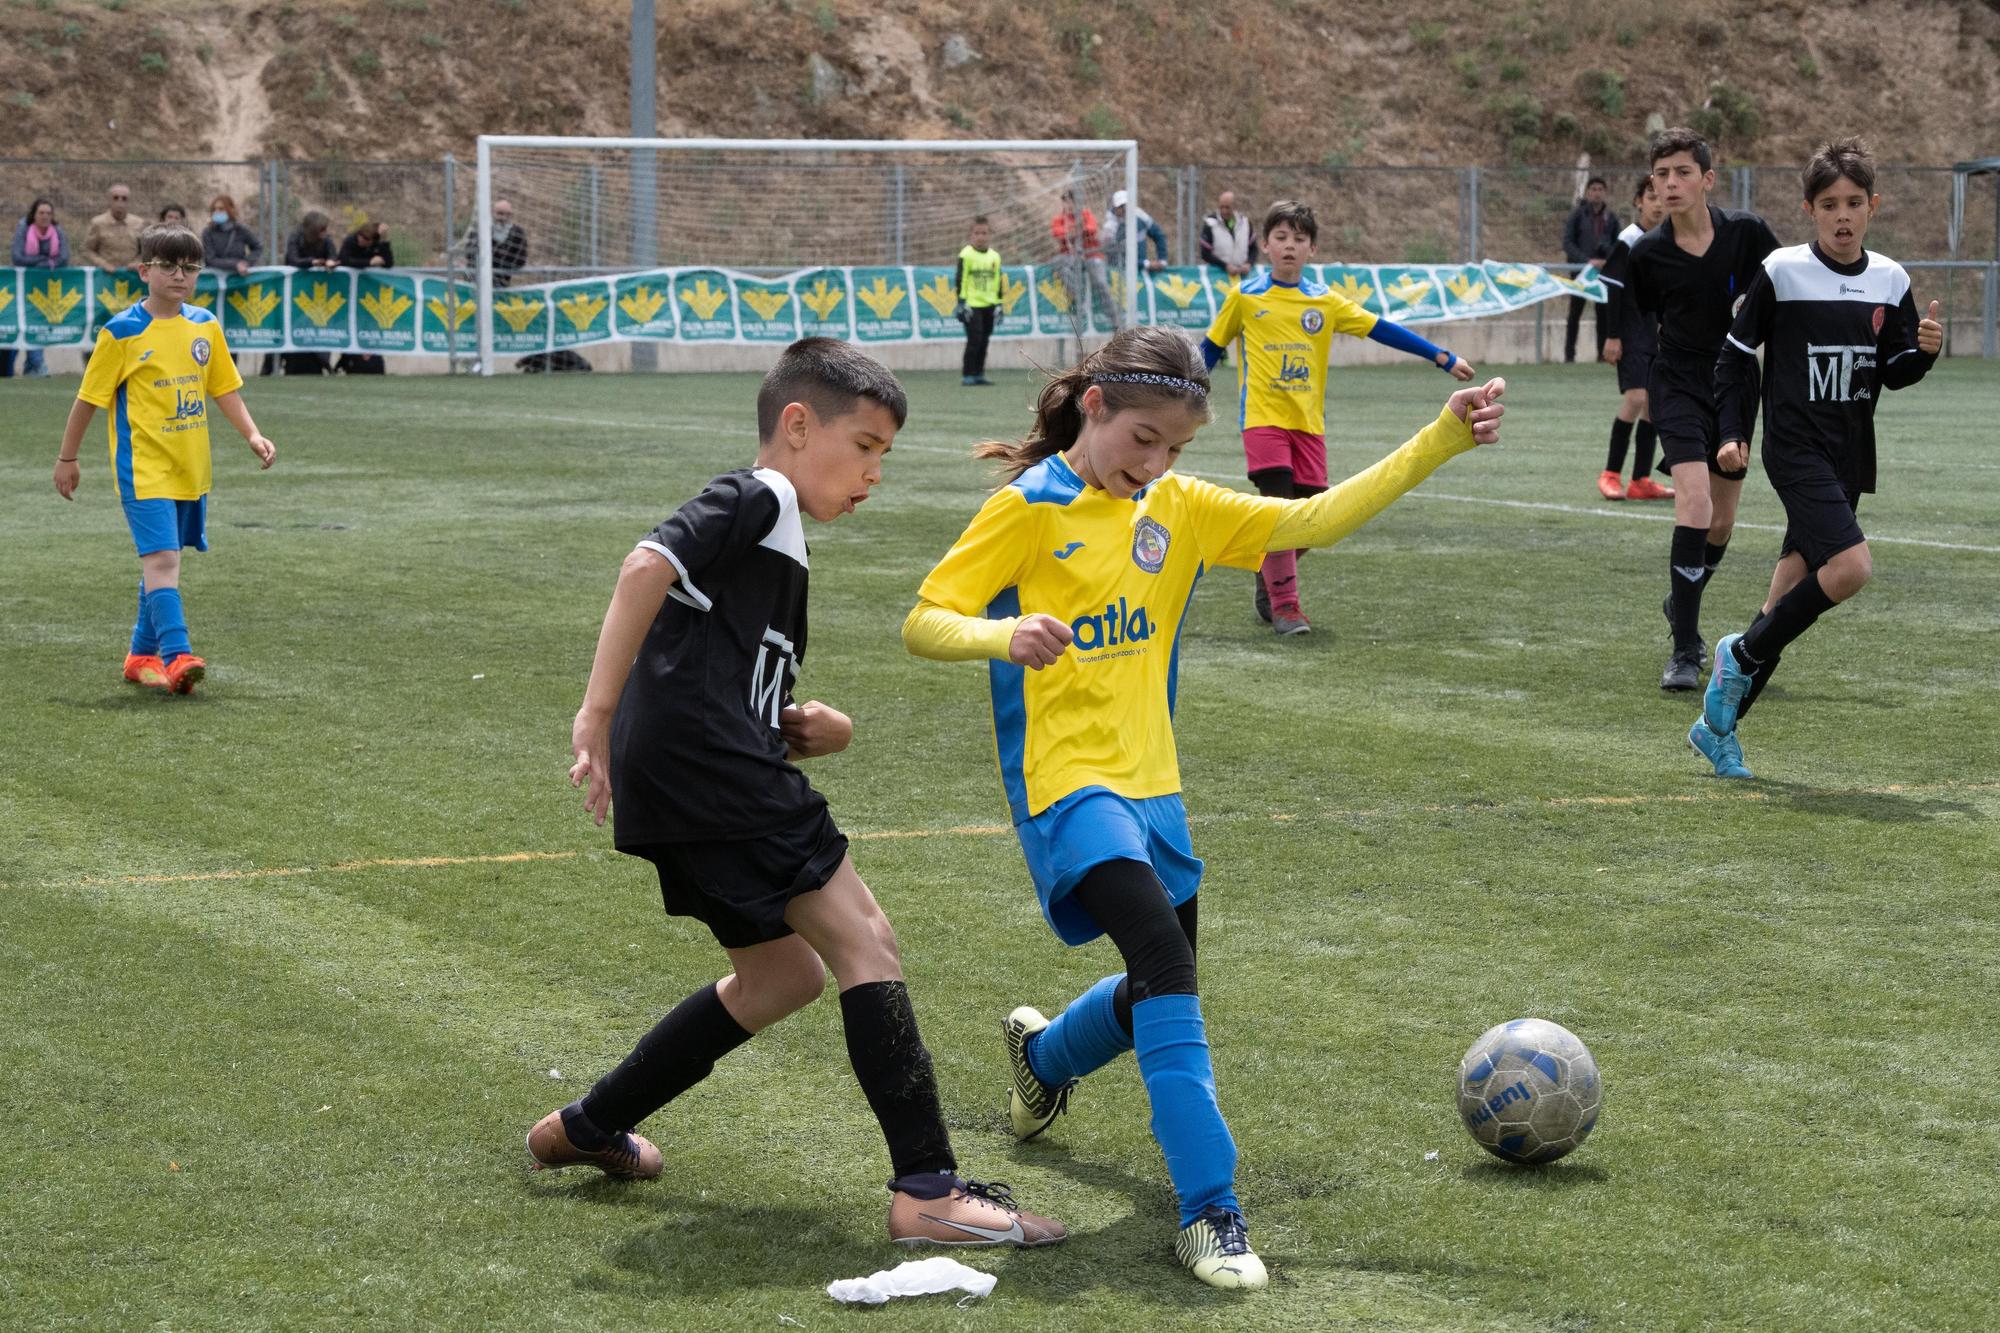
[914,455,1285,820]
[77,302,242,502]
[1204,272,1376,435]
[957,245,1003,309]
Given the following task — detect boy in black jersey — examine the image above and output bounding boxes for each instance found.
[1598,173,1674,501]
[1626,128,1780,691]
[527,337,1064,1249]
[1691,139,1942,778]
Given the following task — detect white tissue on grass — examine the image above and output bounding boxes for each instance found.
[825,1256,996,1305]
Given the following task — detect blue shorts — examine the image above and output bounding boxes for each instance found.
[1015,787,1204,946]
[123,496,208,556]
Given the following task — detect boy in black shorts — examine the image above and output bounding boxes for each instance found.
[1691,138,1942,777]
[528,337,1064,1249]
[1625,128,1780,690]
[1598,173,1673,502]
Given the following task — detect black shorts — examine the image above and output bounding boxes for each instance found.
[625,807,850,949]
[1647,356,1749,479]
[1616,344,1654,394]
[1774,468,1866,569]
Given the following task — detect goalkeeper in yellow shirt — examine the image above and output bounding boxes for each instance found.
[1203,201,1476,635]
[903,325,1505,1290]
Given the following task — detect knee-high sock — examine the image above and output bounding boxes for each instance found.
[130,580,157,656]
[1699,540,1729,591]
[1739,569,1834,666]
[839,980,956,1180]
[580,981,753,1133]
[1605,418,1633,473]
[1132,994,1239,1226]
[144,587,191,662]
[1632,421,1658,479]
[1027,973,1131,1086]
[1261,549,1300,616]
[1667,526,1709,651]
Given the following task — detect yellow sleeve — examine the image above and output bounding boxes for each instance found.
[902,600,1020,662]
[1176,476,1289,572]
[204,323,243,397]
[1325,288,1378,339]
[1267,405,1477,550]
[1204,288,1242,349]
[76,329,124,409]
[906,485,1036,659]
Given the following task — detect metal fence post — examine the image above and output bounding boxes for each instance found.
[1467,166,1481,261]
[443,151,458,374]
[1985,262,1997,359]
[892,163,907,266]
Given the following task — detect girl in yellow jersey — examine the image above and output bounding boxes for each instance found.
[903,326,1505,1289]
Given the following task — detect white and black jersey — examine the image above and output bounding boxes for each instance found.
[611,467,825,846]
[1716,244,1936,494]
[1627,205,1780,367]
[1599,222,1659,354]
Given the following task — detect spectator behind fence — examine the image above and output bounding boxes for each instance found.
[283,210,338,376]
[1051,187,1120,331]
[1201,189,1259,283]
[460,198,527,287]
[1103,190,1170,272]
[337,220,394,269]
[12,198,70,377]
[202,195,260,276]
[83,184,147,274]
[159,204,187,225]
[1562,176,1619,363]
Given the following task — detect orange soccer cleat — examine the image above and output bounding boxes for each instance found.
[123,654,170,689]
[1626,477,1676,501]
[1597,470,1626,501]
[164,654,207,695]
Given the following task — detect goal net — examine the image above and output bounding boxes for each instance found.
[469,136,1141,372]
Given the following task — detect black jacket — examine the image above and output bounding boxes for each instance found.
[1563,202,1619,265]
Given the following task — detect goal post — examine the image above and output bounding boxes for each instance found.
[472,135,1141,374]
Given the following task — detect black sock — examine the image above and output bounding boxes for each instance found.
[1668,525,1709,652]
[1699,540,1728,591]
[1741,569,1834,663]
[1632,422,1658,478]
[580,981,753,1132]
[1606,418,1634,473]
[839,980,956,1181]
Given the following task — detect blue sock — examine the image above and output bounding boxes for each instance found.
[1132,993,1239,1226]
[1027,974,1132,1086]
[129,580,158,656]
[145,588,191,663]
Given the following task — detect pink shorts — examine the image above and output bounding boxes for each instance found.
[1242,427,1328,489]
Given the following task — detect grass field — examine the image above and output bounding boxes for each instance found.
[4,359,1997,1331]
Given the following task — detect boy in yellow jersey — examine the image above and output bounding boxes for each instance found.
[904,325,1507,1289]
[51,223,276,694]
[954,215,1002,386]
[1202,201,1477,635]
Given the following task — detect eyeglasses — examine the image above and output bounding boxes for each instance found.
[110,194,130,202]
[143,262,204,276]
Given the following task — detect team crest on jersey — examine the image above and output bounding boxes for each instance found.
[1131,516,1170,573]
[1871,305,1887,336]
[1301,309,1324,334]
[190,337,211,366]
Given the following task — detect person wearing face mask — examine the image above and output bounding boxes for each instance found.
[200,195,261,278]
[460,198,528,288]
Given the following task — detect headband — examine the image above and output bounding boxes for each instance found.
[1093,372,1208,398]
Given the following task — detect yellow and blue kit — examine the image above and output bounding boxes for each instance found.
[77,301,242,554]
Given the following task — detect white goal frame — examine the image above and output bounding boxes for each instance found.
[472,135,1141,375]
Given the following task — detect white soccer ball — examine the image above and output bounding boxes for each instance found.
[1457,1018,1602,1164]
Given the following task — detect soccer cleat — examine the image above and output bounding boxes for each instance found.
[526,1107,663,1180]
[1597,469,1626,500]
[888,1175,1066,1248]
[1003,1006,1074,1141]
[1702,633,1756,735]
[1252,572,1272,624]
[164,654,207,695]
[1659,648,1701,692]
[1272,611,1312,637]
[123,653,170,689]
[1176,1206,1268,1290]
[971,376,994,386]
[1660,597,1706,670]
[1626,476,1675,501]
[1689,717,1755,779]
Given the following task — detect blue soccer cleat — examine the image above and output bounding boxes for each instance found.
[1689,717,1754,779]
[1703,633,1756,735]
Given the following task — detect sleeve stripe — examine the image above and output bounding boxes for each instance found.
[1886,348,1922,363]
[637,540,711,612]
[1725,333,1758,355]
[1598,274,1624,289]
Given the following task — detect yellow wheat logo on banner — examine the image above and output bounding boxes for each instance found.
[1444,274,1486,303]
[427,293,474,329]
[493,294,544,332]
[0,286,14,319]
[28,277,83,324]
[360,287,414,329]
[680,278,728,320]
[1036,274,1073,313]
[557,291,608,331]
[740,287,791,322]
[229,284,280,328]
[96,277,146,316]
[916,275,959,317]
[1491,266,1539,289]
[855,277,906,320]
[294,281,347,327]
[998,273,1028,315]
[190,289,216,309]
[800,277,845,321]
[1330,272,1375,305]
[1153,272,1205,309]
[1385,274,1432,306]
[618,285,667,325]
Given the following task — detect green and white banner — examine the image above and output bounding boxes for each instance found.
[4,262,1605,354]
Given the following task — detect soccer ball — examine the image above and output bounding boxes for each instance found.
[1457,1018,1601,1165]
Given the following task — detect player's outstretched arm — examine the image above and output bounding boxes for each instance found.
[570,548,676,825]
[1365,318,1477,380]
[1264,378,1506,552]
[52,400,95,499]
[214,391,276,468]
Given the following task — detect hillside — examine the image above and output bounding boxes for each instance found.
[4,0,1996,169]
